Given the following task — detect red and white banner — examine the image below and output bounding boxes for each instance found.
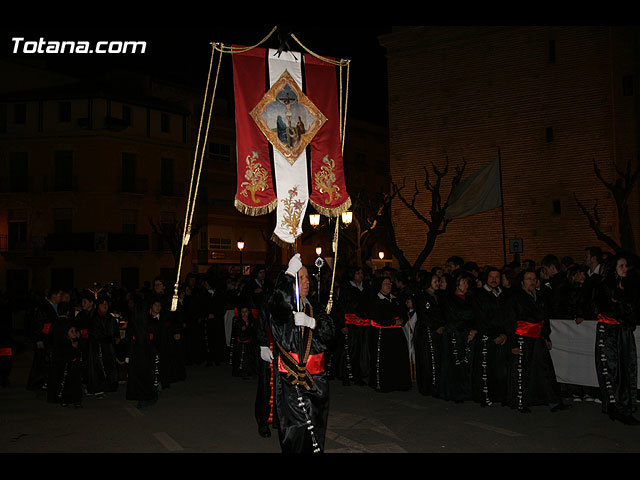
[232,46,351,245]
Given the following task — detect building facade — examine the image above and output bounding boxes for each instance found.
[380,26,640,270]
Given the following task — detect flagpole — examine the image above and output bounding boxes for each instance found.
[498,148,507,266]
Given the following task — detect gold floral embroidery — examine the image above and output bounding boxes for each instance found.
[280,186,305,236]
[314,155,342,205]
[239,151,269,204]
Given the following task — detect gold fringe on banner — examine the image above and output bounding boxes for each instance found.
[309,197,352,218]
[234,198,277,217]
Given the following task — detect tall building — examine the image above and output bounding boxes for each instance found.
[380,26,640,270]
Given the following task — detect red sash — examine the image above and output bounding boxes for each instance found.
[237,338,253,344]
[0,347,12,357]
[371,318,402,329]
[515,321,543,338]
[345,313,370,326]
[80,329,89,339]
[597,314,621,325]
[278,352,325,375]
[42,322,51,335]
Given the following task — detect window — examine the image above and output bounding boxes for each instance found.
[54,150,73,191]
[9,152,28,192]
[548,39,556,64]
[121,267,140,291]
[161,158,175,195]
[623,75,634,97]
[122,153,137,192]
[0,104,7,133]
[8,221,27,250]
[58,101,71,122]
[14,103,26,124]
[210,237,232,250]
[122,105,132,125]
[545,126,554,143]
[122,209,137,234]
[209,142,232,162]
[161,112,170,133]
[53,208,73,234]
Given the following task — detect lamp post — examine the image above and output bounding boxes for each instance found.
[309,213,320,228]
[379,251,385,260]
[341,210,353,226]
[237,239,245,275]
[314,246,325,304]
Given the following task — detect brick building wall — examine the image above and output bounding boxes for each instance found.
[380,26,640,271]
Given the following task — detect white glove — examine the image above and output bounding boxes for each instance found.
[286,253,303,277]
[294,311,316,329]
[260,346,273,363]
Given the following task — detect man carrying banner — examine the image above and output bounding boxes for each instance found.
[263,253,334,453]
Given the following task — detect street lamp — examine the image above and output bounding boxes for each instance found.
[315,244,322,256]
[341,210,353,225]
[378,251,385,260]
[309,213,320,228]
[237,239,245,274]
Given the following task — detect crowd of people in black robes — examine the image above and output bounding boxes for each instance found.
[325,247,640,425]
[4,245,638,428]
[14,268,274,410]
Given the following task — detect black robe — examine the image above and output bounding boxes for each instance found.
[332,281,372,384]
[470,286,510,406]
[255,306,278,431]
[125,306,161,403]
[266,271,334,453]
[439,291,475,402]
[230,313,259,377]
[158,308,186,386]
[46,317,83,406]
[593,275,638,417]
[504,288,561,411]
[414,289,445,396]
[85,310,119,394]
[369,292,412,393]
[27,297,58,390]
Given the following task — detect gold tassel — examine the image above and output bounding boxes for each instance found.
[234,198,277,217]
[309,197,352,218]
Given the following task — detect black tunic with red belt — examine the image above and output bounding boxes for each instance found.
[266,271,334,453]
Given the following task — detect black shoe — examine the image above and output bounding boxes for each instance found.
[550,403,569,412]
[519,407,531,414]
[258,425,271,438]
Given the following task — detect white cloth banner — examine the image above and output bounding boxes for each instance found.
[268,49,309,245]
[550,319,640,387]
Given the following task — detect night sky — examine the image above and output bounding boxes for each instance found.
[2,27,392,126]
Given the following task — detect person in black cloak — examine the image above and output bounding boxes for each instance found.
[593,254,639,425]
[470,266,510,407]
[0,292,13,388]
[332,266,372,386]
[368,276,412,393]
[439,271,477,403]
[414,272,446,397]
[84,293,120,397]
[265,253,334,453]
[230,305,259,378]
[156,294,186,387]
[255,302,278,438]
[27,287,63,391]
[125,300,162,409]
[46,304,83,408]
[504,269,564,413]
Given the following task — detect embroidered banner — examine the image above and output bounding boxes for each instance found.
[233,48,277,216]
[232,46,351,245]
[304,54,351,217]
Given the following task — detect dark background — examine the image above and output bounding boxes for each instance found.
[1,26,393,126]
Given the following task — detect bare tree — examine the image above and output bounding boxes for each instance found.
[149,217,201,271]
[574,157,639,254]
[380,157,467,273]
